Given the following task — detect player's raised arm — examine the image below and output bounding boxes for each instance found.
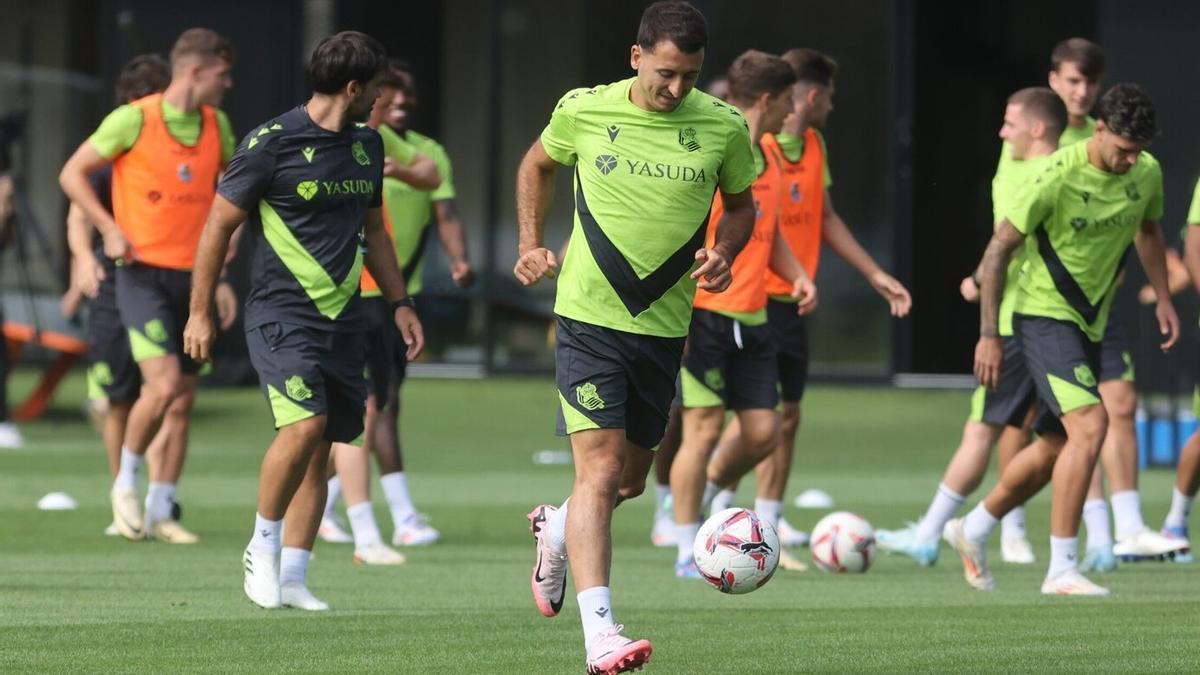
[1133,218,1180,350]
[974,219,1025,389]
[513,138,560,286]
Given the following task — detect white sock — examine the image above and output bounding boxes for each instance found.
[379,471,417,528]
[1164,487,1195,530]
[1047,536,1079,580]
[577,586,616,650]
[113,447,142,491]
[1082,499,1113,550]
[1001,506,1027,541]
[347,501,383,549]
[279,546,311,586]
[249,512,282,554]
[547,498,569,553]
[916,483,965,542]
[653,484,671,521]
[961,502,999,546]
[145,482,175,523]
[1110,490,1146,541]
[324,476,342,518]
[711,488,736,514]
[700,481,721,515]
[675,522,700,565]
[754,498,783,530]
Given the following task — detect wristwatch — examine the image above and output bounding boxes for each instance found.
[392,296,416,312]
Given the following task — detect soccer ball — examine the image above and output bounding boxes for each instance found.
[692,508,780,594]
[810,511,876,573]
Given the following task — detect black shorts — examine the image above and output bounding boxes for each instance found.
[115,263,201,374]
[246,322,368,443]
[87,292,140,403]
[1013,314,1103,436]
[363,296,407,406]
[767,299,809,402]
[680,309,779,411]
[1099,317,1134,383]
[555,316,685,450]
[968,336,1035,428]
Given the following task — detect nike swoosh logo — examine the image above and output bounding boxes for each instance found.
[534,552,548,583]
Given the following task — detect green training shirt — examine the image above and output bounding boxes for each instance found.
[1005,140,1164,341]
[1188,176,1200,225]
[88,99,237,163]
[378,127,455,296]
[540,78,757,337]
[774,129,833,188]
[992,154,1051,336]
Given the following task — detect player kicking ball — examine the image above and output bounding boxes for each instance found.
[947,84,1178,596]
[516,2,758,670]
[184,32,423,611]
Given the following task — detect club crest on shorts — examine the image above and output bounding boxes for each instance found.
[144,319,168,344]
[285,375,314,402]
[91,361,114,386]
[576,382,605,411]
[1073,364,1096,388]
[704,368,725,392]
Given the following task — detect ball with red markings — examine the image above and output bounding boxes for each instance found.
[692,508,780,594]
[810,511,876,573]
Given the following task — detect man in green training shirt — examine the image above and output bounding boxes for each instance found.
[947,84,1179,597]
[878,87,1065,567]
[59,28,237,544]
[515,2,756,671]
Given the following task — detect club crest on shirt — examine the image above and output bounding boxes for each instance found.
[1124,183,1141,201]
[790,182,802,203]
[177,162,192,183]
[351,140,370,166]
[678,127,701,152]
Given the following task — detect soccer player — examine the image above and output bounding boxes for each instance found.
[877,88,1066,566]
[184,31,423,611]
[65,54,237,537]
[670,49,814,578]
[1160,176,1200,561]
[516,2,756,670]
[0,169,14,450]
[322,63,442,564]
[320,59,471,548]
[947,84,1178,596]
[707,48,912,555]
[59,28,237,542]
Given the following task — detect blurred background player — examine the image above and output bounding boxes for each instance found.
[59,28,237,542]
[0,149,17,448]
[517,2,757,670]
[948,84,1177,596]
[670,49,811,579]
[877,87,1066,566]
[319,58,472,548]
[184,31,424,611]
[1160,175,1200,561]
[708,48,912,552]
[322,63,442,564]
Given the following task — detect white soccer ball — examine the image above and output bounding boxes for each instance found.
[810,511,876,573]
[692,508,780,594]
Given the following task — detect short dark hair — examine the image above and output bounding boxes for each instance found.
[115,54,170,105]
[726,50,797,105]
[1008,87,1067,140]
[637,1,708,54]
[1096,84,1157,142]
[170,28,235,67]
[308,31,387,95]
[781,48,838,88]
[380,58,413,93]
[1051,37,1105,81]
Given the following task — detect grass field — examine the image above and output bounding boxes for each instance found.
[1,372,1197,673]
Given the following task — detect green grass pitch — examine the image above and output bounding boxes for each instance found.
[1,373,1196,672]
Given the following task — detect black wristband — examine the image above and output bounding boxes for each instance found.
[392,296,416,312]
